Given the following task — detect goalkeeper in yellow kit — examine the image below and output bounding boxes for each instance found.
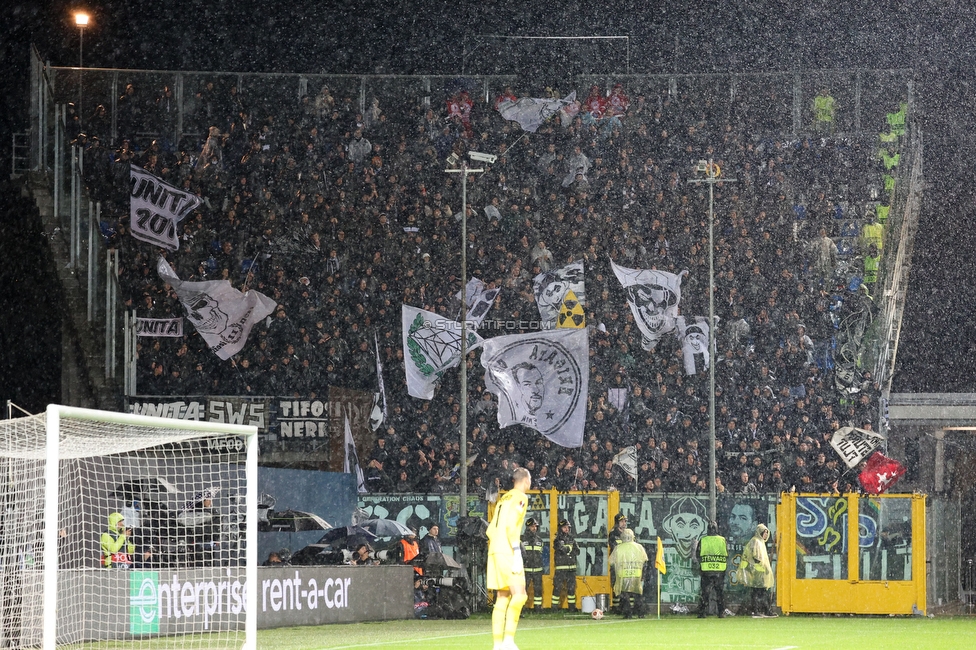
[486,467,531,650]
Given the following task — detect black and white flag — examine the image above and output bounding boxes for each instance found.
[370,331,388,432]
[402,305,484,400]
[612,446,639,482]
[130,164,202,251]
[456,277,500,326]
[481,328,588,448]
[676,316,715,376]
[533,260,586,326]
[610,260,687,352]
[497,91,578,133]
[344,414,367,494]
[830,426,886,469]
[157,258,276,360]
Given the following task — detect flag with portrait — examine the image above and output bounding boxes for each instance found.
[481,328,588,448]
[676,315,714,376]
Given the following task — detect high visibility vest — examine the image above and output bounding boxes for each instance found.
[876,205,890,224]
[814,95,836,123]
[862,222,884,250]
[887,104,907,136]
[698,535,728,572]
[864,255,880,284]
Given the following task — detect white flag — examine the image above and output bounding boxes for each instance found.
[497,91,577,133]
[456,277,500,326]
[610,259,687,351]
[344,415,367,494]
[612,446,639,481]
[157,258,276,360]
[130,164,202,251]
[481,328,588,448]
[676,316,715,376]
[402,305,484,400]
[533,261,586,325]
[830,426,886,468]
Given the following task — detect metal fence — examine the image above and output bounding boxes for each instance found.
[33,51,912,155]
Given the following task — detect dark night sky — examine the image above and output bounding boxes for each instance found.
[1,0,975,408]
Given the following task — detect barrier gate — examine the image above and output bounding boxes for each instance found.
[777,493,926,615]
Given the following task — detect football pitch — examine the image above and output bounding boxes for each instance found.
[259,613,974,650]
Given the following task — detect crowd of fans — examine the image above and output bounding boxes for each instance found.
[70,76,901,496]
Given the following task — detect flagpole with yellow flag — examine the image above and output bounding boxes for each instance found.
[655,536,666,620]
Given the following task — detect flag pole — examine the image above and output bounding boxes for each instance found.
[657,571,661,620]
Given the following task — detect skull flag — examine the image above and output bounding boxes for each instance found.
[157,257,276,360]
[610,260,687,351]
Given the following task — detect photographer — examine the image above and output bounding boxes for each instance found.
[100,512,135,568]
[350,543,379,566]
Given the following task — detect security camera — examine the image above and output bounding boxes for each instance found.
[695,160,709,173]
[468,151,497,164]
[446,153,460,167]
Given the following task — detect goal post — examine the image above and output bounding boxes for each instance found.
[0,404,258,650]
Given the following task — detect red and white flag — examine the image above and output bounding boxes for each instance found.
[858,451,906,494]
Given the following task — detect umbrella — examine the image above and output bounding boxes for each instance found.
[110,477,179,500]
[314,526,377,547]
[360,518,413,538]
[413,552,462,570]
[266,509,333,532]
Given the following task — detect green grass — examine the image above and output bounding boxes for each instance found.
[258,613,976,650]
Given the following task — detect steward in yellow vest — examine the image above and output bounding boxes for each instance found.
[696,521,728,617]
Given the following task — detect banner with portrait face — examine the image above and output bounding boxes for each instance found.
[616,494,778,603]
[481,328,588,448]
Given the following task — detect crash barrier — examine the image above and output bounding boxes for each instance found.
[776,492,926,615]
[8,565,413,644]
[256,565,414,627]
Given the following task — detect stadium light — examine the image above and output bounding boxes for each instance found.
[445,154,488,519]
[688,158,735,524]
[74,12,90,129]
[468,151,497,164]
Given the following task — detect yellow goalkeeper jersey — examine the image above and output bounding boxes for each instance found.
[487,489,528,552]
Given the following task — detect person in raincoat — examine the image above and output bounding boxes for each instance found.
[100,512,134,568]
[608,528,648,618]
[739,523,776,617]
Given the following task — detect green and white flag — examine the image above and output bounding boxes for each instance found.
[402,305,484,400]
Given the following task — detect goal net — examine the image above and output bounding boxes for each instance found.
[0,405,257,650]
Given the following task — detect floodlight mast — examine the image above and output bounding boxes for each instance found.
[687,158,735,524]
[445,153,488,517]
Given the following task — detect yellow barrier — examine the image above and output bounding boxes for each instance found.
[776,492,925,615]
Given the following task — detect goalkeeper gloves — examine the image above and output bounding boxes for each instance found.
[512,544,523,573]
